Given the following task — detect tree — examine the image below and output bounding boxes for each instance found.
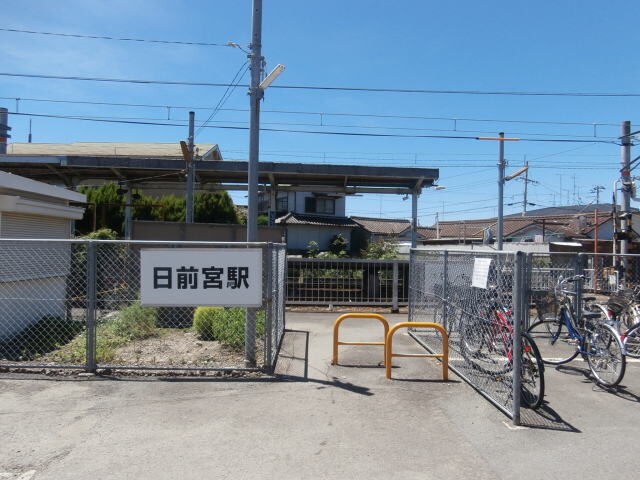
[361,239,398,259]
[193,191,238,224]
[329,234,349,257]
[306,241,320,258]
[77,183,124,236]
[156,195,185,222]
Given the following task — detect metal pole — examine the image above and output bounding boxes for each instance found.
[497,132,505,250]
[511,251,524,426]
[620,121,632,280]
[522,161,529,216]
[124,188,132,240]
[186,111,195,224]
[244,0,263,368]
[265,244,274,371]
[86,241,97,373]
[392,261,399,313]
[411,190,418,248]
[247,0,263,242]
[441,251,449,331]
[0,107,10,154]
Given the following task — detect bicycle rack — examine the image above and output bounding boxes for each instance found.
[331,313,390,365]
[385,322,449,381]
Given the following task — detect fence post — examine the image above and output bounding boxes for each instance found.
[442,251,449,330]
[264,244,274,371]
[511,251,524,426]
[85,241,97,373]
[392,261,399,313]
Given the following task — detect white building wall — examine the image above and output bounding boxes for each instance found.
[0,277,67,340]
[286,226,353,252]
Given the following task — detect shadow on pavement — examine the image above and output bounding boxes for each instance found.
[519,403,581,432]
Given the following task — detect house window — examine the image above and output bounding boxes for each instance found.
[276,196,288,212]
[305,197,335,214]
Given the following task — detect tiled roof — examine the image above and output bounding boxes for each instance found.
[426,213,612,241]
[276,212,360,228]
[351,216,411,235]
[6,142,222,160]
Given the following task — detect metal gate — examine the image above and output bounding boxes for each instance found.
[408,250,526,423]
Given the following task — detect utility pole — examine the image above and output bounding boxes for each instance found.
[591,185,605,205]
[620,121,632,276]
[247,0,263,243]
[523,161,529,216]
[498,132,505,250]
[478,132,520,250]
[186,111,195,224]
[0,107,10,154]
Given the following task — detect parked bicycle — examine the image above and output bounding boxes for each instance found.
[528,275,626,388]
[459,287,545,410]
[591,286,640,359]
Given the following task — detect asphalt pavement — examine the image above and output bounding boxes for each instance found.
[1,312,639,480]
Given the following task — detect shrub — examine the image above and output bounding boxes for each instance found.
[193,307,265,350]
[110,303,158,341]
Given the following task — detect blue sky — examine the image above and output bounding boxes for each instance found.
[1,0,639,226]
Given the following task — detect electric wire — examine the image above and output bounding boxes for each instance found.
[3,71,640,98]
[8,110,618,145]
[0,95,627,128]
[195,62,249,138]
[0,27,233,48]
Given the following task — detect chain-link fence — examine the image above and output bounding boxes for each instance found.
[0,239,286,373]
[409,250,526,421]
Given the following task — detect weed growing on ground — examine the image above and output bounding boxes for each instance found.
[193,307,265,350]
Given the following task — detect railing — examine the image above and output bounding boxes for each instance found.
[286,258,409,309]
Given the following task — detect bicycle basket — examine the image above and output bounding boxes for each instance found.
[533,292,559,320]
[607,294,629,315]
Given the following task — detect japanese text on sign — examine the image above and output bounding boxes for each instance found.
[140,248,262,306]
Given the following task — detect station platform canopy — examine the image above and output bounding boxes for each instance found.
[0,149,439,195]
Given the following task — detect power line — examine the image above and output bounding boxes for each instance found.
[0,27,233,47]
[0,95,632,130]
[3,71,640,98]
[195,62,249,138]
[5,110,620,146]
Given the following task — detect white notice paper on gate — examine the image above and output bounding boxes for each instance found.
[471,257,492,289]
[140,248,262,307]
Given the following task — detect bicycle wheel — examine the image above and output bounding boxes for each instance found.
[623,322,640,359]
[527,315,580,365]
[459,315,485,357]
[586,323,626,388]
[460,315,512,375]
[520,332,545,410]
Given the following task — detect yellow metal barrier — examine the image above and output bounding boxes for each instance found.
[331,313,390,365]
[385,322,449,381]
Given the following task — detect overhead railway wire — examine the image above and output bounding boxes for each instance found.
[5,111,620,146]
[0,95,629,129]
[3,71,640,98]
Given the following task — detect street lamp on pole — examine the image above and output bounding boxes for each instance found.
[246,1,286,243]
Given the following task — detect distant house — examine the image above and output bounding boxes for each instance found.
[276,212,359,254]
[0,170,86,341]
[265,191,355,253]
[351,216,412,243]
[418,204,623,253]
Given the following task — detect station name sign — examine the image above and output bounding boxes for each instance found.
[140,248,263,307]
